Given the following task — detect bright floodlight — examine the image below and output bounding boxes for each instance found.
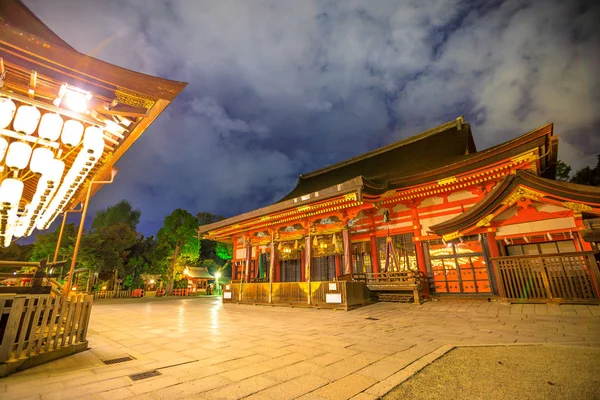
[215,272,221,279]
[59,84,92,113]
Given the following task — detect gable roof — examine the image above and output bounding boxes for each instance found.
[279,117,475,201]
[430,170,600,236]
[187,267,214,279]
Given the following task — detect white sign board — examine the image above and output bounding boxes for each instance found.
[225,285,231,290]
[328,283,337,291]
[223,292,232,299]
[326,293,342,304]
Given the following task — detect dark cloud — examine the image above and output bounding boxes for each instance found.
[23,0,600,236]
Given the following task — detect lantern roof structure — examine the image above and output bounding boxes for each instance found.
[0,0,186,246]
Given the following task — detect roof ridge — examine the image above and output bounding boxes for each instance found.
[301,117,466,180]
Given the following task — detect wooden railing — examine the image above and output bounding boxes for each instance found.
[92,290,131,300]
[222,280,370,310]
[492,252,600,302]
[0,294,93,377]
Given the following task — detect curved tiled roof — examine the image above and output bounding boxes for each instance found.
[280,118,475,201]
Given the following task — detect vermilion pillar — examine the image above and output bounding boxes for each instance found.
[370,235,380,275]
[486,231,501,258]
[342,228,352,275]
[300,249,306,282]
[274,248,281,282]
[245,243,251,282]
[414,241,429,298]
[411,205,429,298]
[335,254,342,278]
[486,230,505,297]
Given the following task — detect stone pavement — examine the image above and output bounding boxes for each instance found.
[1,297,599,400]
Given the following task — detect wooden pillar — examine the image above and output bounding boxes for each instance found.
[575,216,593,251]
[342,228,352,275]
[335,254,342,278]
[244,243,251,282]
[486,230,505,298]
[370,235,380,275]
[269,241,275,303]
[414,241,429,298]
[411,205,429,298]
[305,235,312,305]
[486,231,501,258]
[275,258,281,282]
[300,249,306,282]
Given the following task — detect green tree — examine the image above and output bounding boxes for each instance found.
[197,212,225,262]
[555,160,571,182]
[124,236,169,289]
[157,209,199,295]
[0,241,34,261]
[30,223,77,263]
[92,200,141,231]
[570,155,600,187]
[215,242,233,261]
[76,200,142,290]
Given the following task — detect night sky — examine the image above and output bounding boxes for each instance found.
[22,0,600,237]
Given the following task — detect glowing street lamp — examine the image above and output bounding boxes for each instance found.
[214,271,222,295]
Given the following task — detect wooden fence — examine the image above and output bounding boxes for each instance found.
[0,294,93,377]
[92,290,131,300]
[492,252,600,302]
[223,281,370,310]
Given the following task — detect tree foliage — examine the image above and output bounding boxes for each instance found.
[158,209,200,294]
[555,160,572,182]
[22,201,234,295]
[1,241,34,261]
[92,199,141,231]
[29,223,77,262]
[556,156,600,187]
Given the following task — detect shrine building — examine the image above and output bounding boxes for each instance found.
[199,117,600,307]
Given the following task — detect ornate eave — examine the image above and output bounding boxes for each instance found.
[429,171,600,239]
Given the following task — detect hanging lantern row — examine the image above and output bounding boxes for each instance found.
[500,232,566,247]
[0,93,106,247]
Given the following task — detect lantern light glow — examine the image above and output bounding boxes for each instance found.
[0,98,16,129]
[13,105,40,135]
[38,113,64,141]
[5,141,32,170]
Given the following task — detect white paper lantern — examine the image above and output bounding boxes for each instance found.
[0,178,24,205]
[5,141,32,170]
[0,137,8,162]
[30,147,55,174]
[13,105,41,135]
[38,113,64,141]
[45,158,65,182]
[61,120,84,146]
[0,98,16,129]
[83,126,105,154]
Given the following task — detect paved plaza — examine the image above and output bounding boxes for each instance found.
[1,297,599,400]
